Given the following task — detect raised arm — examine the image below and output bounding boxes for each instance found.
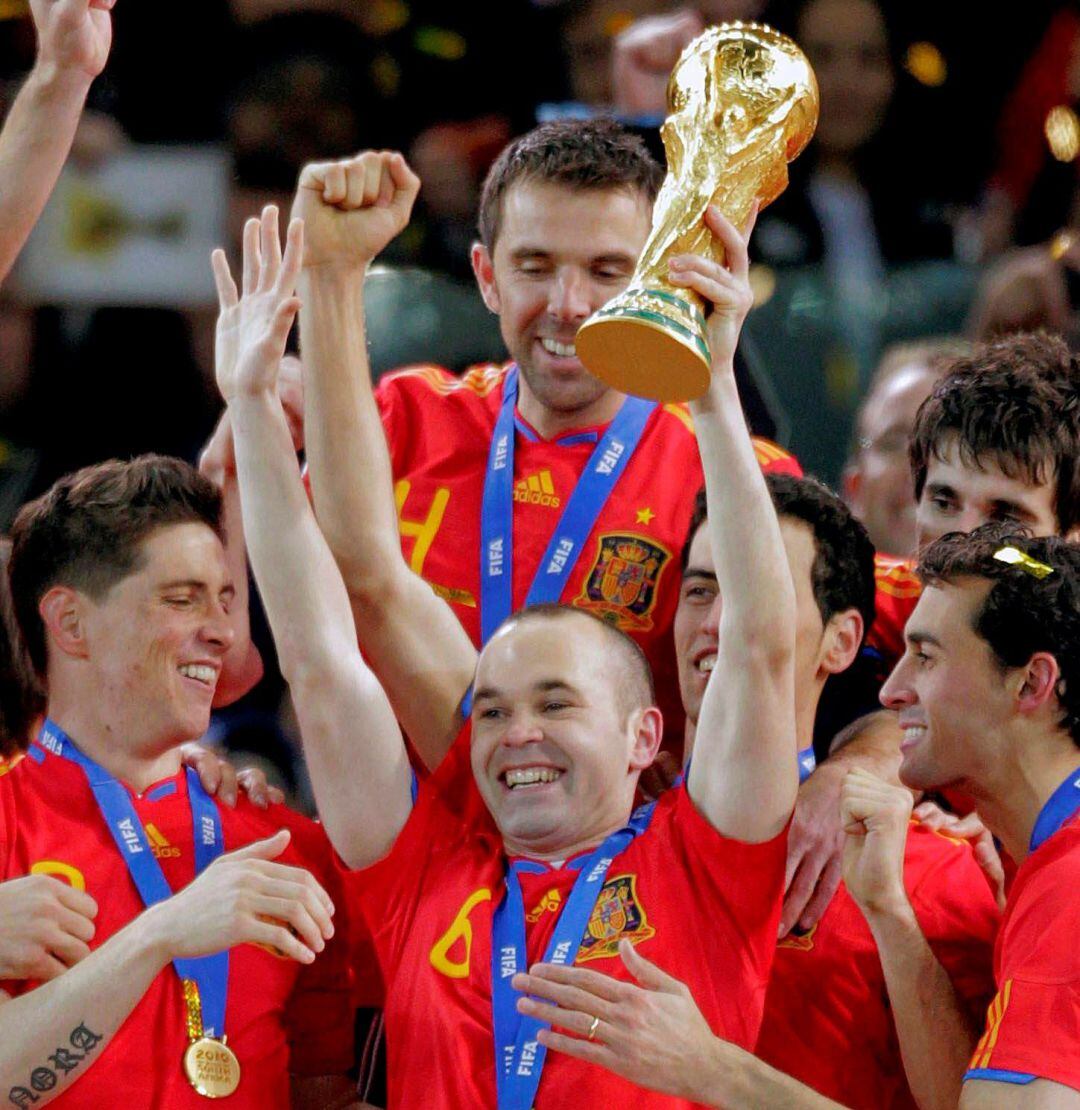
[213,207,410,868]
[677,206,798,842]
[292,151,476,768]
[0,0,114,284]
[842,769,980,1110]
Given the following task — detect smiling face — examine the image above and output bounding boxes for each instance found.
[880,578,1007,792]
[471,181,651,421]
[675,517,834,732]
[470,612,659,859]
[915,438,1061,549]
[78,522,235,748]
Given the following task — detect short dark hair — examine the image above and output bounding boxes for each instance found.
[917,523,1080,747]
[477,118,663,249]
[684,475,877,641]
[8,456,224,679]
[0,538,43,758]
[909,331,1080,532]
[490,602,656,719]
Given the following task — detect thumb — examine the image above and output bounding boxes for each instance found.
[619,938,677,991]
[229,828,290,862]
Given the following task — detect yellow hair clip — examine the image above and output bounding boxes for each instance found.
[992,546,1055,579]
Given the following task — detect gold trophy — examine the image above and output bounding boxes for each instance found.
[575,22,819,401]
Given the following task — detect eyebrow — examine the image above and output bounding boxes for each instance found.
[159,579,236,598]
[905,629,942,649]
[682,566,718,582]
[472,678,582,704]
[924,482,957,499]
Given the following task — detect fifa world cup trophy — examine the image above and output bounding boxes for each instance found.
[575,22,818,401]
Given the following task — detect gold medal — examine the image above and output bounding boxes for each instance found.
[181,978,241,1099]
[183,1036,241,1099]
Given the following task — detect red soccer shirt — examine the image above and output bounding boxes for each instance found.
[355,729,788,1109]
[376,362,801,743]
[757,820,999,1108]
[866,554,922,679]
[965,813,1080,1093]
[0,742,356,1108]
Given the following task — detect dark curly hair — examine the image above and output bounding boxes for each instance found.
[684,474,877,642]
[909,331,1080,532]
[477,117,663,250]
[8,455,224,680]
[917,523,1080,747]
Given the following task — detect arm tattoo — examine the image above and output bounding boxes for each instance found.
[9,1023,102,1107]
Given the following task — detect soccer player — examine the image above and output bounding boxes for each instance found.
[867,331,1080,671]
[0,0,115,285]
[841,526,1080,1106]
[511,475,1000,1108]
[293,124,799,755]
[237,184,798,1104]
[0,445,359,1102]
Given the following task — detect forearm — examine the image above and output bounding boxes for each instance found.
[300,266,476,766]
[0,911,168,1103]
[701,1040,849,1109]
[864,899,980,1110]
[688,367,797,839]
[0,62,91,283]
[229,389,410,867]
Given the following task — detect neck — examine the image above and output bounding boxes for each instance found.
[515,375,626,440]
[502,815,630,865]
[966,735,1080,864]
[45,692,183,794]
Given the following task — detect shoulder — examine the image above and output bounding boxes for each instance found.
[873,555,922,600]
[225,800,338,873]
[377,361,507,403]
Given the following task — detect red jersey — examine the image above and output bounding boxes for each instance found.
[866,554,922,678]
[355,728,787,1109]
[966,814,1080,1092]
[376,362,801,743]
[0,742,356,1108]
[757,820,999,1108]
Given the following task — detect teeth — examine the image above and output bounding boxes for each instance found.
[179,664,216,685]
[540,338,576,358]
[505,767,561,789]
[903,726,926,743]
[697,656,716,674]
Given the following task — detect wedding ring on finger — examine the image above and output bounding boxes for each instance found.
[586,1015,601,1042]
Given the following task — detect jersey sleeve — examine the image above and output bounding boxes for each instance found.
[907,828,1000,1022]
[279,816,358,1077]
[751,436,803,477]
[866,556,921,673]
[964,869,1080,1091]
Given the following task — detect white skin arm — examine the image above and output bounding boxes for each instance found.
[513,941,848,1109]
[842,769,981,1110]
[294,151,477,769]
[962,1081,1080,1109]
[0,830,333,1105]
[0,0,114,285]
[213,207,411,869]
[678,206,798,842]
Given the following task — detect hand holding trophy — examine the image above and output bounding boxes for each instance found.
[576,22,819,401]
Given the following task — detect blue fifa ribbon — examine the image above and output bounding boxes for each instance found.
[479,366,656,643]
[39,719,230,1037]
[1028,765,1080,853]
[491,799,657,1109]
[797,745,816,782]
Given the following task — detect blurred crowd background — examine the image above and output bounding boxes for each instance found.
[3,0,1079,808]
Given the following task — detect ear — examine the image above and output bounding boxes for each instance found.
[38,586,90,663]
[841,464,863,516]
[1014,652,1061,717]
[628,706,664,771]
[818,609,864,678]
[471,241,501,314]
[1064,522,1080,543]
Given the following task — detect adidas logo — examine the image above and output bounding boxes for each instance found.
[145,823,181,859]
[513,470,560,508]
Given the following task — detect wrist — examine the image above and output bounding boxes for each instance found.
[859,887,917,930]
[130,902,180,971]
[299,262,370,291]
[28,57,94,101]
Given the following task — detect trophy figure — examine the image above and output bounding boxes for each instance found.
[575,22,818,401]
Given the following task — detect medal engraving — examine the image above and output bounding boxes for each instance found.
[183,1037,241,1099]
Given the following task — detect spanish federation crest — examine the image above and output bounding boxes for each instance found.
[574,532,671,631]
[576,873,655,963]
